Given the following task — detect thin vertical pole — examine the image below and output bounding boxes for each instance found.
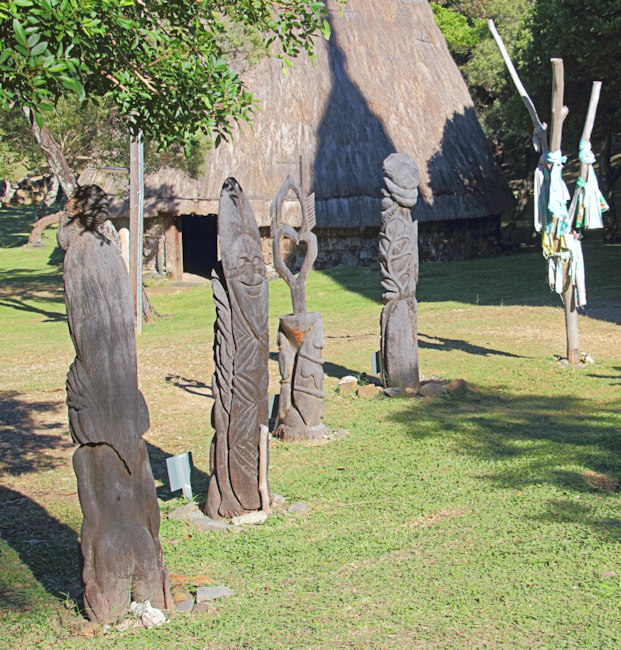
[129,133,144,334]
[549,59,578,365]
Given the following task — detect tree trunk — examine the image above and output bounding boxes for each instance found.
[563,261,580,365]
[35,175,61,220]
[1,179,17,206]
[28,209,62,246]
[23,107,77,198]
[549,59,579,365]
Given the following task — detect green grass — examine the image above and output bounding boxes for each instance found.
[1,206,620,648]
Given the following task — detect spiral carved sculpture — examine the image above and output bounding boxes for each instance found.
[379,153,420,389]
[58,185,170,624]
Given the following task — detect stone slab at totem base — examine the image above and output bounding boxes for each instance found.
[379,153,420,390]
[271,174,327,441]
[58,185,170,624]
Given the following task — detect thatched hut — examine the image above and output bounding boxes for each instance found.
[80,0,513,278]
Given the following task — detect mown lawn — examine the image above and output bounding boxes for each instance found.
[1,206,620,648]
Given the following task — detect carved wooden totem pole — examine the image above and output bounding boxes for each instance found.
[205,178,271,519]
[58,185,170,624]
[271,175,326,441]
[379,153,420,389]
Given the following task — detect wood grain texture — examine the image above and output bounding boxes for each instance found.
[379,154,420,389]
[59,185,170,624]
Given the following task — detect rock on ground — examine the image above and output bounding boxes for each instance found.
[418,382,447,398]
[187,510,232,532]
[231,511,268,526]
[196,586,233,602]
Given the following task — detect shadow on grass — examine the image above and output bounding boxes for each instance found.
[0,206,38,249]
[0,391,71,476]
[323,239,621,326]
[165,374,212,398]
[269,350,367,381]
[585,366,621,386]
[418,332,527,358]
[390,389,621,538]
[0,266,65,323]
[0,486,82,605]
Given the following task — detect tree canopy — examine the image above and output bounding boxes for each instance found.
[0,0,333,154]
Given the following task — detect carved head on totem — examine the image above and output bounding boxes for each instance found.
[379,153,420,302]
[57,184,109,251]
[218,177,268,338]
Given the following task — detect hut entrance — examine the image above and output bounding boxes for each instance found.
[181,215,217,278]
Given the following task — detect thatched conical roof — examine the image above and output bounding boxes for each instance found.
[81,0,513,226]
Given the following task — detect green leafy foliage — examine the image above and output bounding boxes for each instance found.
[0,0,333,154]
[430,2,485,63]
[432,0,534,150]
[0,96,210,181]
[521,0,621,141]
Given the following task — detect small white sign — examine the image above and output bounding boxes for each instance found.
[166,452,193,500]
[372,350,383,376]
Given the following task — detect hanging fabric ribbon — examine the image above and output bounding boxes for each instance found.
[567,139,608,230]
[542,233,587,307]
[546,150,571,237]
[533,154,546,233]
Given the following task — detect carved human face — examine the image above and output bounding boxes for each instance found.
[227,235,266,294]
[226,234,268,338]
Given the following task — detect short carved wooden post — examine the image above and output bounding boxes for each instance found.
[379,153,420,389]
[271,175,327,441]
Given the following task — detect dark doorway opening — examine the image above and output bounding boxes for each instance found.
[181,215,217,278]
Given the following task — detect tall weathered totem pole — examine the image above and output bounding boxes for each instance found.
[271,175,326,441]
[378,153,420,389]
[205,178,271,519]
[58,185,170,624]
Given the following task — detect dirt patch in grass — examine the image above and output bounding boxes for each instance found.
[407,507,468,528]
[583,471,620,493]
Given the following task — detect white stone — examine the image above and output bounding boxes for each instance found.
[196,586,233,602]
[418,382,447,398]
[130,601,166,628]
[187,511,231,532]
[168,503,198,521]
[287,501,309,516]
[231,511,268,526]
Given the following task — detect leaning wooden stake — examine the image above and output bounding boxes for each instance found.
[487,20,548,154]
[577,82,602,189]
[258,425,271,515]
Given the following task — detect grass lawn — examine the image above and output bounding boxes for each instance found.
[0,206,620,648]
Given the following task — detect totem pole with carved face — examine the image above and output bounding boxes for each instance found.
[205,178,271,519]
[58,185,170,624]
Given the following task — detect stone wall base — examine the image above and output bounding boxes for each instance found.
[138,214,502,277]
[260,215,502,270]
